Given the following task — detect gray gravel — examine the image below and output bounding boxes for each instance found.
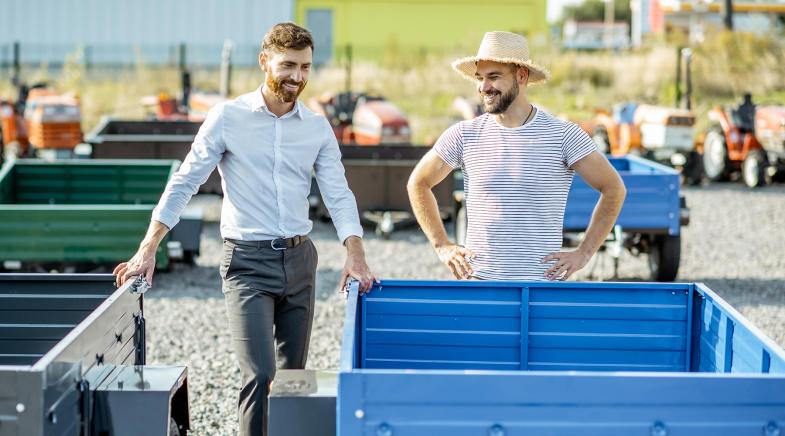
[144,183,785,435]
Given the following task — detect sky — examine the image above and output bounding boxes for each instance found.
[548,0,589,22]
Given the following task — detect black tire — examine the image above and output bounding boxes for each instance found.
[682,151,703,186]
[702,127,730,182]
[591,127,611,154]
[455,205,467,246]
[649,235,681,282]
[742,148,769,188]
[182,251,197,265]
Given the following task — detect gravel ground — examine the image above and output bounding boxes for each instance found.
[145,184,785,435]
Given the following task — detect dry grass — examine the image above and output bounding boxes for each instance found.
[1,30,784,143]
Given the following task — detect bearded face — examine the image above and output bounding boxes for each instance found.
[260,47,312,103]
[265,71,306,103]
[475,61,527,115]
[480,79,519,114]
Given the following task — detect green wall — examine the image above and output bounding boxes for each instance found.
[296,0,547,62]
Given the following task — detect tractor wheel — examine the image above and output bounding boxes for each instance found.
[702,127,730,181]
[455,205,467,246]
[648,235,681,282]
[742,149,770,188]
[591,127,610,154]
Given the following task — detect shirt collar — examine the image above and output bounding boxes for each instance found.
[251,86,304,120]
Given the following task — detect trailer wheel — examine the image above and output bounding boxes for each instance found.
[742,149,769,188]
[455,205,467,246]
[591,127,610,154]
[702,127,730,181]
[682,151,703,186]
[648,235,680,282]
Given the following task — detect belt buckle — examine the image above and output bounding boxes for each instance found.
[270,238,287,251]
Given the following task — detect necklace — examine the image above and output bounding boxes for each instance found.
[522,104,535,126]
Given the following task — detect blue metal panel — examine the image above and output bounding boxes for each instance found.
[342,372,785,436]
[340,280,785,436]
[692,283,785,374]
[565,156,681,235]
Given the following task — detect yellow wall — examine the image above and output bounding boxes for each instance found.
[296,0,547,61]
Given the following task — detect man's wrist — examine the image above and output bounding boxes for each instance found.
[139,240,159,256]
[576,245,595,258]
[344,236,364,255]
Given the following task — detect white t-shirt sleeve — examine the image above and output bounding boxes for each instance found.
[432,122,465,169]
[562,122,598,168]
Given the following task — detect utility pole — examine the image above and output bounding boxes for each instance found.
[604,0,616,49]
[723,0,734,30]
[220,40,233,98]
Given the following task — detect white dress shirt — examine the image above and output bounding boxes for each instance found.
[151,86,363,243]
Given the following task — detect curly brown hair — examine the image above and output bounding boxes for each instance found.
[262,22,314,54]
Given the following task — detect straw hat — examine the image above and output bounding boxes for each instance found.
[452,31,550,85]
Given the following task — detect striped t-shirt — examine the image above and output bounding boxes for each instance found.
[434,107,597,280]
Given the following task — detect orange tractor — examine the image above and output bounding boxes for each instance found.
[1,83,83,160]
[307,92,411,145]
[580,48,702,184]
[581,104,701,183]
[702,93,785,188]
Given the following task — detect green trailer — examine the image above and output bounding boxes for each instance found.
[0,159,201,271]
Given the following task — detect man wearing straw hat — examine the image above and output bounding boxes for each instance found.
[408,31,626,281]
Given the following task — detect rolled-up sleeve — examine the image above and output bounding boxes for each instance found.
[314,119,363,243]
[151,103,226,229]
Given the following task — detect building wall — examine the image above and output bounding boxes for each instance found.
[295,0,547,64]
[0,0,294,67]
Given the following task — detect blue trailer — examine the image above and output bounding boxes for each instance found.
[338,280,785,436]
[454,155,689,281]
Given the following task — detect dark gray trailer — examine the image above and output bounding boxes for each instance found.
[313,145,454,238]
[0,274,189,436]
[85,117,222,195]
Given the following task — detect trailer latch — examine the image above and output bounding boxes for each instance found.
[130,276,151,294]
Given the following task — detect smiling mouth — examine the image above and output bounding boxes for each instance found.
[283,83,300,92]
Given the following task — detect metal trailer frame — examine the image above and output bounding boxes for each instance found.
[0,273,189,436]
[313,145,454,238]
[454,155,690,281]
[0,159,202,271]
[85,117,222,195]
[338,280,785,436]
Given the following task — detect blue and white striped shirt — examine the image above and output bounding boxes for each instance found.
[434,107,597,280]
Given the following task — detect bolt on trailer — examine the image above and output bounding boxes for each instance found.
[0,273,189,436]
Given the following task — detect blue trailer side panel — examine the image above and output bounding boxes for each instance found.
[360,281,690,372]
[564,156,681,235]
[339,280,785,436]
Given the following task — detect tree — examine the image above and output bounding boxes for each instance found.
[562,0,631,23]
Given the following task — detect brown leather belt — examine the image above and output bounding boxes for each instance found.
[225,235,308,251]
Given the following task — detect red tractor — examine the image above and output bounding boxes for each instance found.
[306,92,411,145]
[702,93,785,187]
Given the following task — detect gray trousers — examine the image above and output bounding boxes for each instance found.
[220,237,318,436]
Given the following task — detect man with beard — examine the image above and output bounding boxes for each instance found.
[114,22,376,436]
[408,31,626,281]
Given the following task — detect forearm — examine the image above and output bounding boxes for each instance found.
[408,180,450,248]
[139,220,171,255]
[577,186,626,256]
[344,235,365,255]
